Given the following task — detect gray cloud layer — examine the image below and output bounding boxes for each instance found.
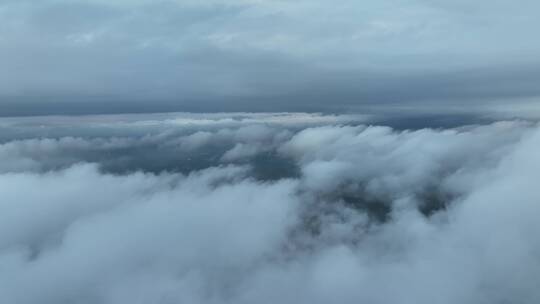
[1,113,539,303]
[2,0,540,115]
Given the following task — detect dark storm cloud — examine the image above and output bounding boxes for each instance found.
[1,0,540,115]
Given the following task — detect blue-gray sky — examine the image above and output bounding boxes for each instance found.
[2,0,540,115]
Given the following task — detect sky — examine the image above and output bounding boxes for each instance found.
[2,2,540,303]
[2,0,540,115]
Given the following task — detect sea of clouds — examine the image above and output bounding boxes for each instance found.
[0,112,539,304]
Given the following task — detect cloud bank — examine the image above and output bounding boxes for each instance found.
[0,113,539,303]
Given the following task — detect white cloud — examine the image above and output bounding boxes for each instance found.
[0,113,539,303]
[0,164,299,303]
[0,112,367,174]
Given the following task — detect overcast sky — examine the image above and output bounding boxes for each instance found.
[2,0,540,115]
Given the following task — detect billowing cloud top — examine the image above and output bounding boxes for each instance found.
[2,0,540,115]
[1,112,540,303]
